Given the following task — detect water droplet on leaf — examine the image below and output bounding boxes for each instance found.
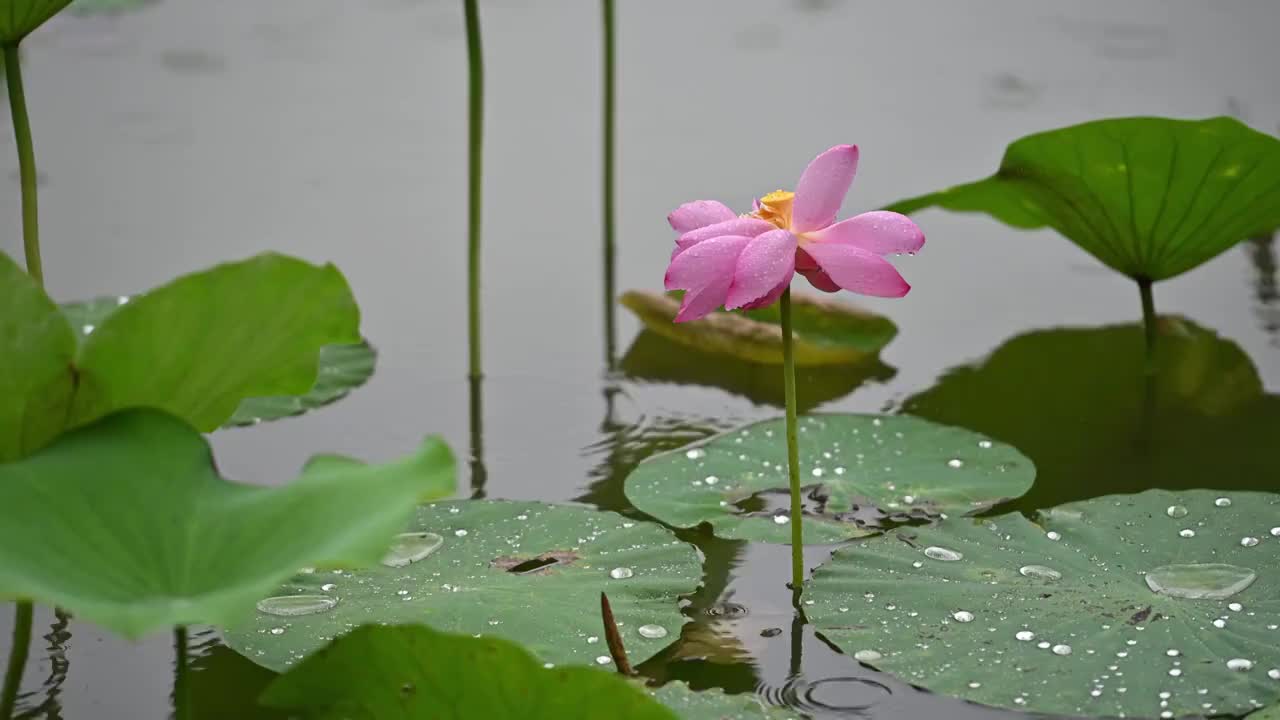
[380,532,444,568]
[1144,563,1257,599]
[256,595,337,617]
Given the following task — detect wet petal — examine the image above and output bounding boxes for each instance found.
[799,267,841,293]
[792,144,859,233]
[804,211,924,256]
[725,229,797,310]
[676,278,733,322]
[666,235,752,290]
[802,241,910,297]
[668,200,737,233]
[741,277,791,309]
[677,217,776,251]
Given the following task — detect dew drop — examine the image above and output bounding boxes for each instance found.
[952,611,975,623]
[1271,527,1280,537]
[638,624,668,639]
[1228,602,1243,612]
[1015,631,1035,642]
[1268,668,1280,680]
[853,650,882,662]
[380,532,445,568]
[1213,619,1227,629]
[609,567,634,579]
[268,627,286,635]
[586,636,599,644]
[703,475,719,485]
[1018,565,1062,581]
[685,449,705,460]
[256,595,337,617]
[1226,658,1253,671]
[1166,649,1180,657]
[1214,497,1232,507]
[1179,529,1196,538]
[454,529,468,537]
[923,546,963,562]
[834,467,846,475]
[595,656,612,665]
[1052,644,1072,656]
[978,440,993,449]
[812,468,825,477]
[773,515,790,525]
[1168,668,1182,677]
[1145,563,1257,599]
[1165,505,1188,518]
[82,324,95,335]
[946,458,964,468]
[1046,531,1062,541]
[1240,536,1260,547]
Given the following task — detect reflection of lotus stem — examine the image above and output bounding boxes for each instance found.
[172,627,190,720]
[601,0,617,371]
[1,602,33,719]
[464,0,484,382]
[3,46,42,286]
[1138,278,1157,374]
[780,289,803,590]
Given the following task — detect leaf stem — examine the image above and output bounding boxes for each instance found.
[463,0,484,382]
[599,593,633,675]
[1137,277,1157,375]
[780,288,803,591]
[172,626,190,720]
[4,45,42,286]
[600,0,617,372]
[2,602,33,719]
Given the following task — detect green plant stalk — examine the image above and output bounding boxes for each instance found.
[780,288,803,590]
[4,45,42,286]
[1138,277,1157,374]
[1,602,33,719]
[600,0,617,372]
[463,0,484,382]
[172,626,190,720]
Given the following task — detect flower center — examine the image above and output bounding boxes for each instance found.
[752,190,795,230]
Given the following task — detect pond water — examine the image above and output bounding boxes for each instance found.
[2,0,1279,717]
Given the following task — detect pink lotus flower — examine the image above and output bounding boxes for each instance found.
[664,145,924,322]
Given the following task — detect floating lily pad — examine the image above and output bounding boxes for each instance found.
[620,290,896,366]
[0,0,73,44]
[0,409,455,638]
[621,330,894,413]
[905,317,1280,509]
[262,624,677,719]
[885,116,1280,281]
[650,682,803,720]
[624,414,1035,544]
[0,252,362,458]
[63,295,377,427]
[806,489,1280,718]
[223,500,701,671]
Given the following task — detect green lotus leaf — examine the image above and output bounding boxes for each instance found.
[224,500,700,671]
[0,408,455,638]
[624,414,1034,544]
[62,294,375,428]
[620,330,894,413]
[904,316,1280,509]
[885,116,1280,281]
[0,0,74,45]
[806,489,1280,718]
[0,252,362,458]
[261,624,677,719]
[620,290,897,366]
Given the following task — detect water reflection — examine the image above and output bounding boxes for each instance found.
[1247,232,1279,346]
[905,317,1280,510]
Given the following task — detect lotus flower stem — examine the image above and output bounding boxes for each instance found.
[780,289,804,590]
[599,592,633,675]
[1138,277,1157,374]
[600,0,617,371]
[172,626,190,720]
[1,601,32,719]
[3,46,42,287]
[463,0,484,382]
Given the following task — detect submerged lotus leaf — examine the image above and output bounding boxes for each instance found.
[621,330,894,413]
[0,252,361,458]
[806,489,1280,718]
[885,116,1280,281]
[0,409,456,638]
[905,317,1280,509]
[262,625,677,720]
[0,0,73,44]
[619,290,896,366]
[223,500,701,671]
[624,414,1034,544]
[650,682,803,720]
[62,297,375,428]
